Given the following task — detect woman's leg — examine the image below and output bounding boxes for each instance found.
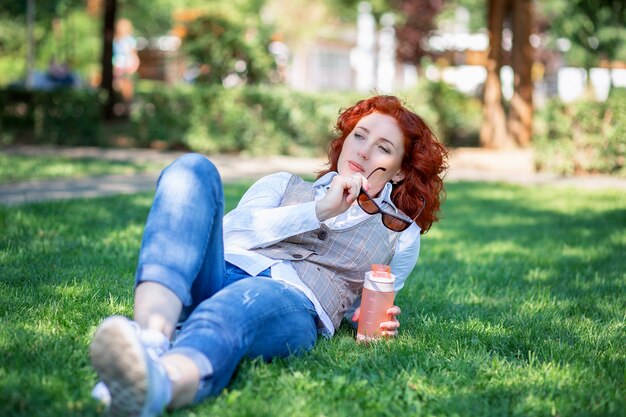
[90,278,318,414]
[167,277,319,403]
[133,153,226,339]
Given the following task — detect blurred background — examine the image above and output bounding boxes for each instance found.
[0,0,624,177]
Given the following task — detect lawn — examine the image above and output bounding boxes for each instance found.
[0,181,624,417]
[0,153,164,184]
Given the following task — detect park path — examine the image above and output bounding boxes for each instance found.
[1,145,625,205]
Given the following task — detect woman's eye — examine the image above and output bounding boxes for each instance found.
[354,133,365,140]
[378,145,390,154]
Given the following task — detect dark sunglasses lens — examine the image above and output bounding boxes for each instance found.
[382,214,410,232]
[357,191,379,214]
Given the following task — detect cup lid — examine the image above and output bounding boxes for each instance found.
[364,270,395,292]
[371,264,391,278]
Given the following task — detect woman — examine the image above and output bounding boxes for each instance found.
[89,95,447,416]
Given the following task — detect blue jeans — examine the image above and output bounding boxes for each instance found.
[134,153,318,401]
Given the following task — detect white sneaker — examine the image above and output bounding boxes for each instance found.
[90,316,172,417]
[91,321,170,406]
[91,381,112,406]
[138,327,170,357]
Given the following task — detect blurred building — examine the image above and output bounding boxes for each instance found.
[286,26,355,91]
[283,3,417,92]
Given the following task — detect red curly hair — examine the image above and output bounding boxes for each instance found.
[317,95,448,233]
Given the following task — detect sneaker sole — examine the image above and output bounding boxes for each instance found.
[90,316,149,417]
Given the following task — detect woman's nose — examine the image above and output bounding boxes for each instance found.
[358,147,369,160]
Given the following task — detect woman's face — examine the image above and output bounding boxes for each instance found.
[337,112,406,196]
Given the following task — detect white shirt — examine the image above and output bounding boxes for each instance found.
[223,171,421,336]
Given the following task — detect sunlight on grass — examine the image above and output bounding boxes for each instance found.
[0,154,164,183]
[0,182,624,417]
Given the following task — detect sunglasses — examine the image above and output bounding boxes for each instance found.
[357,167,426,232]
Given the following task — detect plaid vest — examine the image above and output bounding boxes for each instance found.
[253,175,398,329]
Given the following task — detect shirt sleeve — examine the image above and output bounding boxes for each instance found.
[390,223,421,292]
[223,172,321,250]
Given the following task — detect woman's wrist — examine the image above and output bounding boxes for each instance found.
[315,200,333,222]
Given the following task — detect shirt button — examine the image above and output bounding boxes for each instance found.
[292,254,303,259]
[318,230,328,240]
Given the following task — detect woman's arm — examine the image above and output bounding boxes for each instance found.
[225,171,368,250]
[223,172,320,250]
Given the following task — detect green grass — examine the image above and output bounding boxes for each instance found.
[0,154,164,183]
[0,181,624,417]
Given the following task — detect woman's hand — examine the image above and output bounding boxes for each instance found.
[380,306,401,337]
[351,305,401,338]
[315,174,369,221]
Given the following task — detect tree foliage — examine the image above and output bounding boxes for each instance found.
[0,0,83,23]
[118,0,267,37]
[319,0,447,66]
[323,0,395,21]
[0,0,99,85]
[182,8,275,84]
[115,0,173,37]
[324,0,448,66]
[436,0,485,31]
[391,0,446,65]
[537,0,626,68]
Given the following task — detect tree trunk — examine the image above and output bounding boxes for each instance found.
[508,0,534,147]
[26,0,36,89]
[101,0,117,119]
[480,0,511,148]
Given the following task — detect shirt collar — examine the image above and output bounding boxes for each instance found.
[313,171,399,212]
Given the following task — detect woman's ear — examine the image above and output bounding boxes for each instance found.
[392,170,406,183]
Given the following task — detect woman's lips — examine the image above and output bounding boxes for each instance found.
[348,161,365,172]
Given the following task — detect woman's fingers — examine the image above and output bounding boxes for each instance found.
[386,306,401,317]
[380,306,401,338]
[380,319,400,331]
[380,320,399,337]
[316,174,367,221]
[344,175,363,204]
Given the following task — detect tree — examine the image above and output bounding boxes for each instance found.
[101,0,116,119]
[480,0,534,148]
[264,0,340,47]
[0,0,86,85]
[538,0,625,88]
[436,0,485,31]
[321,0,444,66]
[391,0,445,65]
[508,0,533,146]
[480,0,509,148]
[0,0,83,23]
[181,8,275,85]
[322,0,394,21]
